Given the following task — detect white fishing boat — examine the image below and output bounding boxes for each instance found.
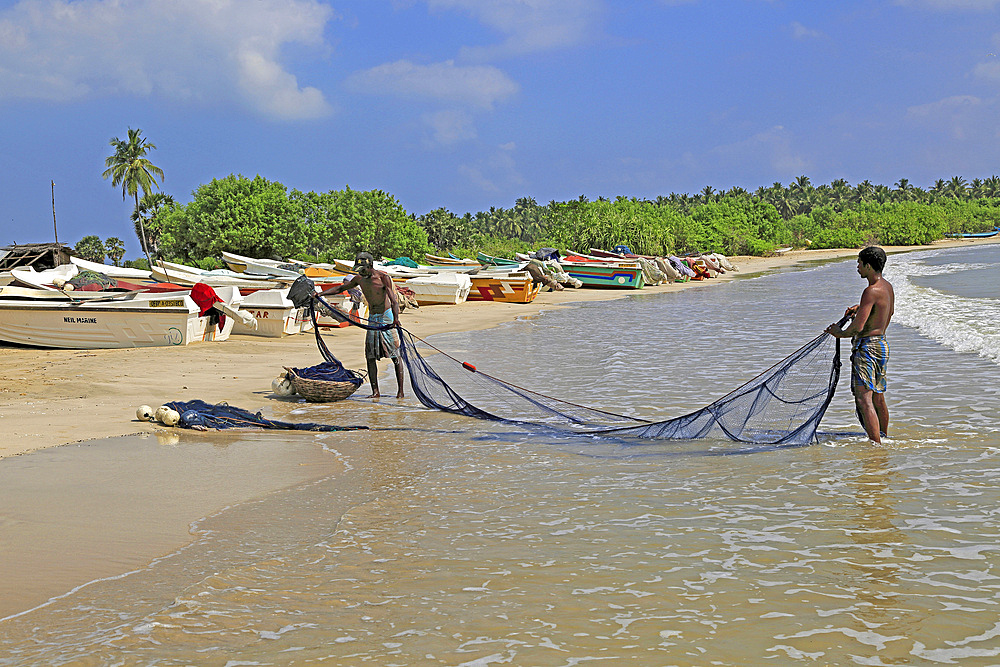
[403,272,472,305]
[0,285,246,349]
[151,260,284,290]
[10,265,77,290]
[232,287,312,338]
[220,251,303,279]
[70,256,153,280]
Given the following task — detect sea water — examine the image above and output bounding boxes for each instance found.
[1,244,999,665]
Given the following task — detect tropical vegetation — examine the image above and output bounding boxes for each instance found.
[89,136,1000,265]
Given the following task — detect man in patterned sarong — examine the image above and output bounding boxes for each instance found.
[317,252,404,399]
[826,246,895,444]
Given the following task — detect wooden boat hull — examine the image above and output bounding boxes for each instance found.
[402,274,472,305]
[151,264,283,290]
[945,230,999,238]
[468,273,541,303]
[477,251,520,267]
[232,288,312,337]
[221,251,302,278]
[0,292,236,349]
[424,254,480,267]
[561,261,645,289]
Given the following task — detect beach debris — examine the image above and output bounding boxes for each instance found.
[272,373,296,396]
[136,405,154,421]
[154,405,171,422]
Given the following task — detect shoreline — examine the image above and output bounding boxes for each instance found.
[1,236,996,460]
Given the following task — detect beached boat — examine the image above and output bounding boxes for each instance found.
[10,264,186,293]
[232,287,312,337]
[560,259,645,289]
[424,254,480,267]
[468,271,542,303]
[945,229,1000,239]
[0,285,242,349]
[151,260,284,291]
[220,251,303,278]
[477,251,520,267]
[403,273,472,305]
[70,256,154,280]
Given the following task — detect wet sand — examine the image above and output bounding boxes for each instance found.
[1,239,996,460]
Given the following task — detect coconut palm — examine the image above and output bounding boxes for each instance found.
[102,128,164,265]
[130,192,175,255]
[945,176,968,199]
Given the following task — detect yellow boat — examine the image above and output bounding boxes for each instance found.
[468,271,541,303]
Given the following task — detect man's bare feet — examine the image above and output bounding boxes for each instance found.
[396,390,404,399]
[368,391,381,399]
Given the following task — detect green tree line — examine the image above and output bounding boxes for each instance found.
[97,130,1000,264]
[131,175,1000,266]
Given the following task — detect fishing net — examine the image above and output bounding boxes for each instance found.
[68,269,117,290]
[295,273,850,445]
[165,399,368,431]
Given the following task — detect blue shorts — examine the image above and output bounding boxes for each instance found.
[851,335,889,393]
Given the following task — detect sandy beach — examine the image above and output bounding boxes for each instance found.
[1,238,996,460]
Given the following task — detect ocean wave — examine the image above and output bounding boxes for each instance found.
[886,250,1000,367]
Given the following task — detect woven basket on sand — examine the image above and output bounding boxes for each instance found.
[283,367,362,402]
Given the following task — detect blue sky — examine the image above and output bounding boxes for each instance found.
[2,0,999,257]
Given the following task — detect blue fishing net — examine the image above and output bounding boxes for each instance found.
[289,360,364,386]
[165,399,368,431]
[302,284,852,444]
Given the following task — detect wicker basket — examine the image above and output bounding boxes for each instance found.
[283,367,363,402]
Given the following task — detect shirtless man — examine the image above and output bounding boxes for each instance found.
[316,251,405,399]
[825,246,894,444]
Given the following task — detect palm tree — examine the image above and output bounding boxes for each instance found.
[102,128,164,265]
[894,178,914,201]
[945,176,968,199]
[131,192,175,256]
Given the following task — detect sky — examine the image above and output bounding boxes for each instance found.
[2,0,1000,257]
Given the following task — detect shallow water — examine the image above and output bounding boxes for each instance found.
[2,246,999,665]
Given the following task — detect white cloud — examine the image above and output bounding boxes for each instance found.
[906,95,989,139]
[345,59,519,110]
[974,60,1000,83]
[708,126,809,175]
[790,21,823,40]
[458,142,524,192]
[427,0,603,60]
[0,0,334,119]
[423,109,478,146]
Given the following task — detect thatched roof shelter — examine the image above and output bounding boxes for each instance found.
[0,243,74,271]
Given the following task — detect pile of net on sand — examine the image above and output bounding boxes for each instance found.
[165,399,368,431]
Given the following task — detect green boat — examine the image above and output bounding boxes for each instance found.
[477,251,520,267]
[560,259,646,289]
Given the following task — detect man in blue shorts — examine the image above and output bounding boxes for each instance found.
[826,246,895,444]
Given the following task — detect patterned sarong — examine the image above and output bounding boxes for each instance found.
[365,311,399,361]
[851,335,889,393]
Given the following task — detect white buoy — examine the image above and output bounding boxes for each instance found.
[272,375,295,396]
[154,405,171,423]
[160,409,181,427]
[136,405,155,421]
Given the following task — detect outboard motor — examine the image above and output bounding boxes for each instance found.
[288,275,317,309]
